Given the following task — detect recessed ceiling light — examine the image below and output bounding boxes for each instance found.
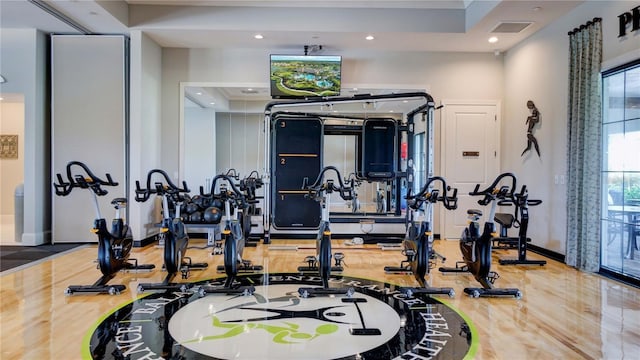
[254,34,264,39]
[196,92,202,95]
[488,36,499,43]
[209,102,215,105]
[365,35,375,41]
[0,97,3,101]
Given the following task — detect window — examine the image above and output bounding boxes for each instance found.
[601,60,640,281]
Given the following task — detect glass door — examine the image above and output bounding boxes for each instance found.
[601,61,640,281]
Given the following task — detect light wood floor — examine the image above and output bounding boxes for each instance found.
[1,238,639,359]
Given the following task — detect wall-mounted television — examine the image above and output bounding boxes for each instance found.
[270,54,342,99]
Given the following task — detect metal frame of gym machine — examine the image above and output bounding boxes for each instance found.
[261,92,436,244]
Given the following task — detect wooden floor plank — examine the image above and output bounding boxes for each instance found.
[1,238,639,359]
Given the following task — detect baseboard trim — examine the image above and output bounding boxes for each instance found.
[269,233,404,243]
[134,234,157,248]
[528,244,565,263]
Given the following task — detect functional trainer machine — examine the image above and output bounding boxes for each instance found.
[54,161,155,295]
[262,92,438,243]
[135,169,208,292]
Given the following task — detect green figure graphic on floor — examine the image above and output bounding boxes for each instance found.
[182,313,340,344]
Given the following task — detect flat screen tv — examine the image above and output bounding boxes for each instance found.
[270,54,342,99]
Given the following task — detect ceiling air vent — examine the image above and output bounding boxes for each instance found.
[490,22,533,33]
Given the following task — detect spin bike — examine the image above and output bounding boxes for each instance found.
[344,172,361,213]
[494,185,546,266]
[198,174,262,295]
[54,161,155,295]
[385,176,458,298]
[450,173,522,298]
[298,166,355,298]
[134,169,208,292]
[238,170,264,241]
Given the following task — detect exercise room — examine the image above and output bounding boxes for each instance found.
[1,1,639,359]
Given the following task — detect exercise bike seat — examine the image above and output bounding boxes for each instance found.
[494,213,514,228]
[111,198,127,207]
[467,209,483,216]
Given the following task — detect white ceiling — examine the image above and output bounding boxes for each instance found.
[1,0,584,53]
[1,0,585,109]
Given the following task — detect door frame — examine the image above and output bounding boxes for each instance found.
[438,99,501,239]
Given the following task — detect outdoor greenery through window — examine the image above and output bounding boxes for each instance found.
[601,60,640,280]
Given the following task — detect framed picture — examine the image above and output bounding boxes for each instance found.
[0,135,19,159]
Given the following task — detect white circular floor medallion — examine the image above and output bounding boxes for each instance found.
[84,273,476,360]
[169,284,399,359]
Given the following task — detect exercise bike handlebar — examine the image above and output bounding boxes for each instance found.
[54,160,118,197]
[406,176,458,210]
[302,166,353,201]
[469,172,517,206]
[496,184,542,207]
[201,174,249,209]
[239,172,264,201]
[134,169,190,202]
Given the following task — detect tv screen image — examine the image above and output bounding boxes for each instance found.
[270,55,341,98]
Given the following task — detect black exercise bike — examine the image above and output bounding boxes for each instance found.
[493,185,546,266]
[134,169,208,292]
[452,172,523,298]
[54,161,155,295]
[237,170,264,241]
[298,166,355,298]
[385,176,458,298]
[198,174,261,296]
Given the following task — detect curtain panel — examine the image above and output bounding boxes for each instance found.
[566,18,603,271]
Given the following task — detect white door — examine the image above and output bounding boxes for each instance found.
[440,102,500,239]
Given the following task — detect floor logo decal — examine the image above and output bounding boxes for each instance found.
[84,274,477,360]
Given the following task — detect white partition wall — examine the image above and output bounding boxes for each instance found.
[51,35,127,243]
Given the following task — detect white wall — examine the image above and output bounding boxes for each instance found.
[130,30,163,240]
[51,35,127,243]
[503,1,640,254]
[184,107,216,191]
[0,29,49,246]
[215,111,264,177]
